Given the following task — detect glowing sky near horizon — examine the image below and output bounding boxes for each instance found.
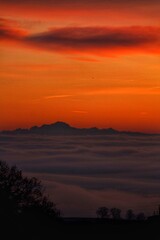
[0,0,160,133]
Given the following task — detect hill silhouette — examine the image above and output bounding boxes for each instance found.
[1,121,151,136]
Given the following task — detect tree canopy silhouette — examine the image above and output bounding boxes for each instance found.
[96,206,109,219]
[110,208,121,220]
[0,160,60,220]
[126,209,135,220]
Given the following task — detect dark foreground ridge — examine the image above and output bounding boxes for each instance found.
[1,121,154,136]
[1,215,160,240]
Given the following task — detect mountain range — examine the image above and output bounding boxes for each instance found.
[0,121,151,136]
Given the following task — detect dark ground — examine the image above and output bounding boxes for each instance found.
[1,217,160,240]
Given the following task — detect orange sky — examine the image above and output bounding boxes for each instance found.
[0,0,160,133]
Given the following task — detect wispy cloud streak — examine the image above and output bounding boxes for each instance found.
[44,95,74,99]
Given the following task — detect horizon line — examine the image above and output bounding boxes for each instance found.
[0,121,159,135]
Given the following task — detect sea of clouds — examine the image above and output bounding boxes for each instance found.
[0,134,160,217]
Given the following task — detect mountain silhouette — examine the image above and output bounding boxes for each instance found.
[1,121,150,136]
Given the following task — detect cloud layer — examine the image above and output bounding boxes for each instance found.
[0,19,160,57]
[1,0,160,8]
[0,134,160,217]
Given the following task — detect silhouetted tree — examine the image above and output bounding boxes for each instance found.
[96,206,109,219]
[0,161,60,219]
[126,209,135,220]
[110,208,121,220]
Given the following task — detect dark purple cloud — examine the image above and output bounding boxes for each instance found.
[26,26,158,47]
[0,20,160,56]
[15,26,160,56]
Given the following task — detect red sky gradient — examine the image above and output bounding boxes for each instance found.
[0,0,160,133]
